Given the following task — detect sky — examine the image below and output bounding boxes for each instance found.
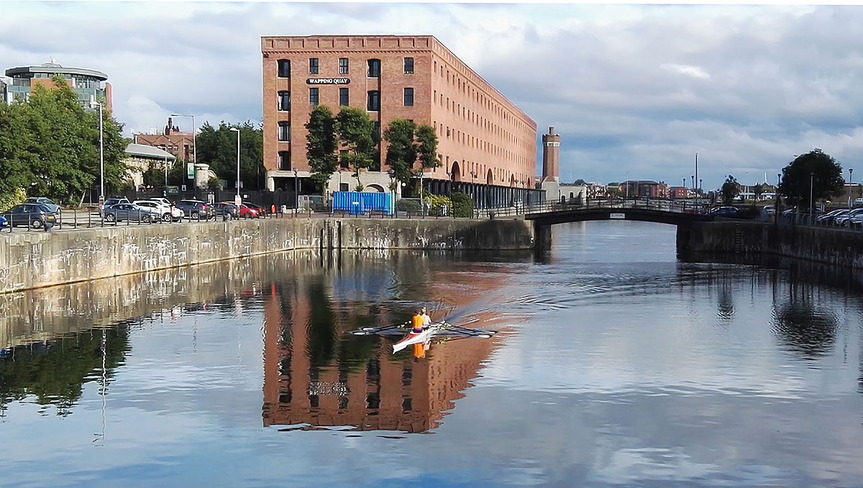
[2,1,863,189]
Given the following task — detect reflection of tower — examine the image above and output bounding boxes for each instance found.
[261,283,500,433]
[541,126,560,183]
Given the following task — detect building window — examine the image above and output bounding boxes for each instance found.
[309,58,319,75]
[339,58,349,75]
[277,91,290,111]
[367,90,380,111]
[339,88,349,106]
[278,151,291,170]
[404,57,414,74]
[278,122,290,142]
[367,59,381,77]
[403,88,414,107]
[277,59,290,78]
[310,88,319,106]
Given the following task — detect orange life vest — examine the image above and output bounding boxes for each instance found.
[411,314,424,331]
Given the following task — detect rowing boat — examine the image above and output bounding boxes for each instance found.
[392,322,445,354]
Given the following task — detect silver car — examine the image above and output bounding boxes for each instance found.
[103,203,162,223]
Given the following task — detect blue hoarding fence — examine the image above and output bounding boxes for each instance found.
[332,192,393,216]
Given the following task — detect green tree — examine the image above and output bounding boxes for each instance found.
[0,78,127,205]
[779,149,844,208]
[383,119,417,187]
[753,183,765,201]
[574,178,586,185]
[305,106,338,192]
[720,175,740,205]
[335,107,375,190]
[195,121,264,191]
[383,119,439,189]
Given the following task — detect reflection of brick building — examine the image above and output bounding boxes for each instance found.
[133,116,195,162]
[261,284,499,433]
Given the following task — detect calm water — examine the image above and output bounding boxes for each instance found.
[2,221,863,487]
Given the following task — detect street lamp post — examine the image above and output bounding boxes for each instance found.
[809,172,815,223]
[849,168,854,208]
[293,168,299,211]
[93,101,104,206]
[230,128,241,205]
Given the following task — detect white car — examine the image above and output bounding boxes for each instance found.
[133,200,184,222]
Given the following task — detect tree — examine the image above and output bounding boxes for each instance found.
[720,175,740,205]
[752,183,765,201]
[574,178,586,185]
[778,149,844,209]
[0,77,127,205]
[383,119,417,187]
[305,106,338,192]
[195,121,264,191]
[383,119,440,189]
[335,107,375,190]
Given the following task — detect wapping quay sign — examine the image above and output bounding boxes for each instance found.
[306,78,350,85]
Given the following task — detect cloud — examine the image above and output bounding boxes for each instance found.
[3,3,863,187]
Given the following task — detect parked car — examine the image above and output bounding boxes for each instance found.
[761,205,776,216]
[238,203,261,218]
[708,206,739,217]
[213,202,240,220]
[834,208,863,227]
[854,198,863,207]
[100,197,130,216]
[26,197,60,214]
[0,215,7,229]
[133,200,184,222]
[103,203,162,223]
[244,202,267,217]
[175,200,215,220]
[815,208,849,225]
[3,203,58,229]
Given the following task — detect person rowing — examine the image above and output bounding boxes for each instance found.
[411,309,425,333]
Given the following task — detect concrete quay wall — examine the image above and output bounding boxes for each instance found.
[683,221,863,268]
[0,217,534,293]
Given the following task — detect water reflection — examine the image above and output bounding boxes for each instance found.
[261,272,504,433]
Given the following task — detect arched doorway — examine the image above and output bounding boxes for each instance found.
[450,161,461,182]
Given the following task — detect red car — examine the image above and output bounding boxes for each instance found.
[238,203,261,218]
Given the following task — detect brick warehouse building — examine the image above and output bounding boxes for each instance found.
[261,35,541,208]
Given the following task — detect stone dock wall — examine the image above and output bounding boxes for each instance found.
[0,217,534,293]
[681,221,863,269]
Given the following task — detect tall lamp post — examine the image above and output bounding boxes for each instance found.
[694,152,699,209]
[849,168,854,208]
[93,101,104,206]
[230,127,241,205]
[171,112,196,171]
[809,172,815,223]
[293,168,299,211]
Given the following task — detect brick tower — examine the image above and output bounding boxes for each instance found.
[541,126,560,183]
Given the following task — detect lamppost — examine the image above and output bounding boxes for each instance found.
[293,168,299,211]
[694,152,699,209]
[93,101,104,206]
[230,127,241,205]
[809,172,815,223]
[171,112,196,168]
[849,168,854,208]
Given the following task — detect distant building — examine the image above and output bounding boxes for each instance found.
[123,143,175,189]
[260,35,537,201]
[669,186,688,199]
[4,61,112,111]
[133,117,195,163]
[619,180,669,199]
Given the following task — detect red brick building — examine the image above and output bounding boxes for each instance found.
[261,35,537,203]
[133,116,195,163]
